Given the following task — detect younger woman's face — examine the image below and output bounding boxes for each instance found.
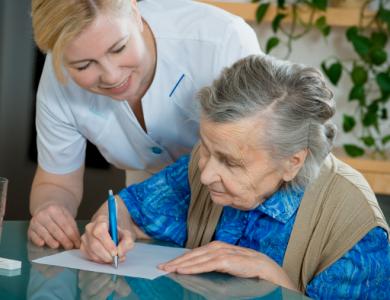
[63,7,155,105]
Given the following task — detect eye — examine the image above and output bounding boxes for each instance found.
[221,157,239,168]
[112,44,126,54]
[75,62,91,71]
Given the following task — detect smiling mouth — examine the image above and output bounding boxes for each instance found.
[100,76,131,94]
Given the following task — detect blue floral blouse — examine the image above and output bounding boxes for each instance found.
[118,155,390,299]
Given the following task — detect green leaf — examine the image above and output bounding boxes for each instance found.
[315,16,330,36]
[351,65,368,85]
[346,27,358,41]
[371,31,387,48]
[265,37,280,53]
[362,111,378,127]
[368,101,379,114]
[382,135,390,145]
[376,73,390,94]
[277,0,286,8]
[321,61,342,85]
[378,7,390,24]
[351,35,372,59]
[342,114,356,132]
[349,85,365,105]
[312,0,327,11]
[251,0,261,3]
[256,3,270,24]
[370,48,387,65]
[344,144,365,157]
[360,136,375,147]
[315,16,326,28]
[272,13,286,33]
[321,25,331,37]
[381,108,387,119]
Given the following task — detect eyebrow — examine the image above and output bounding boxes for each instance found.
[200,135,242,164]
[67,36,128,65]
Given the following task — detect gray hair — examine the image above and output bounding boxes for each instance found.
[199,55,337,190]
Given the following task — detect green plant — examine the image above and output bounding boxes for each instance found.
[321,0,390,158]
[254,0,390,158]
[253,0,331,57]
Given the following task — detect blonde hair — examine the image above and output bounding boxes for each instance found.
[31,0,133,83]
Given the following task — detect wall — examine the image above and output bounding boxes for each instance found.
[0,1,125,220]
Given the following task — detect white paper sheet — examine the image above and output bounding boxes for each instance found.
[32,243,188,280]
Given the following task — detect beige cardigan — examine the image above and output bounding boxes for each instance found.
[185,145,389,291]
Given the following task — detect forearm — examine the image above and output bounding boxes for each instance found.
[256,258,299,292]
[30,183,81,217]
[29,166,84,217]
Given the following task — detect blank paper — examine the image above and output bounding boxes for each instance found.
[32,242,187,280]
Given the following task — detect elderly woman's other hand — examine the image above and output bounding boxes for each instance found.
[159,241,298,292]
[80,214,136,264]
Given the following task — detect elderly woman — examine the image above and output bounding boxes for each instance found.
[81,55,390,298]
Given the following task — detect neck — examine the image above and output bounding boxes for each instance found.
[127,18,157,107]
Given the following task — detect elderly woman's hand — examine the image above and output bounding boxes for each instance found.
[159,241,298,291]
[80,214,136,264]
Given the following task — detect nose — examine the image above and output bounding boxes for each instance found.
[99,58,122,86]
[199,156,219,186]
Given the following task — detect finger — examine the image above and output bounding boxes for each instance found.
[54,207,81,248]
[83,230,113,263]
[117,228,135,258]
[28,227,45,247]
[44,214,74,250]
[161,252,215,272]
[30,221,59,249]
[160,243,217,268]
[80,234,110,263]
[174,256,224,274]
[88,221,118,257]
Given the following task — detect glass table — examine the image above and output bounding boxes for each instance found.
[0,221,309,299]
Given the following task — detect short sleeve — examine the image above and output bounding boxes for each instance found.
[36,55,86,174]
[213,17,262,74]
[118,155,191,246]
[306,227,390,299]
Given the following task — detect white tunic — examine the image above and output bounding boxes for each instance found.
[36,0,262,180]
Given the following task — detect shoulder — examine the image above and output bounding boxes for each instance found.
[317,154,389,232]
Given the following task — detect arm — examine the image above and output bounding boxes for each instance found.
[28,165,84,249]
[306,227,390,298]
[80,155,191,264]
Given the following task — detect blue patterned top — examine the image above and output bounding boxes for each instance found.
[118,155,390,299]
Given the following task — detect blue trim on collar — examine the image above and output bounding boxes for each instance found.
[256,185,304,224]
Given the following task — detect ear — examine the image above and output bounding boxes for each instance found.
[130,0,143,31]
[282,149,308,182]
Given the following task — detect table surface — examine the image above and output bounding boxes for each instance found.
[0,221,308,300]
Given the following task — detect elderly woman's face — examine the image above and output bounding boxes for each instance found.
[199,117,292,210]
[64,7,154,105]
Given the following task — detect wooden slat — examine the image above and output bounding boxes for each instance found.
[198,1,374,27]
[333,149,390,195]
